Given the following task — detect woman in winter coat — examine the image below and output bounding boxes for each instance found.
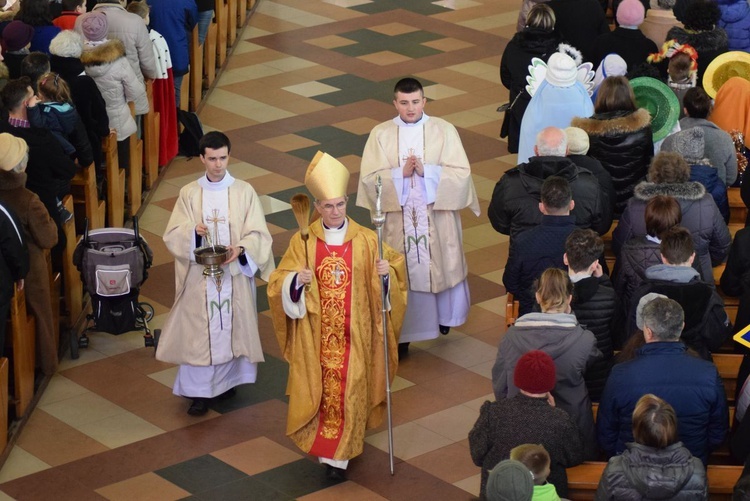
[717,0,750,52]
[613,152,731,283]
[500,4,562,154]
[570,76,654,217]
[0,134,59,377]
[666,0,728,81]
[613,195,682,323]
[14,0,61,53]
[492,268,601,459]
[595,393,708,500]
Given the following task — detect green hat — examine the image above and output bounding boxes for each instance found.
[630,77,679,143]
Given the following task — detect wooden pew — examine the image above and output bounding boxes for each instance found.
[61,196,82,328]
[215,0,228,67]
[45,250,61,356]
[70,162,105,231]
[714,353,742,402]
[0,358,8,452]
[189,25,203,112]
[227,0,237,46]
[567,462,742,500]
[729,187,746,225]
[7,283,35,418]
[505,293,520,327]
[142,80,160,190]
[127,102,143,216]
[103,131,125,227]
[237,0,248,28]
[203,21,217,88]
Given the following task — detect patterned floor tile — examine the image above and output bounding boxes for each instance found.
[94,472,191,501]
[155,455,247,494]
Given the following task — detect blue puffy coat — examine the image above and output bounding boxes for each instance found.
[597,342,728,464]
[690,163,729,223]
[718,0,750,52]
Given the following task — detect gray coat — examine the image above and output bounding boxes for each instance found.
[492,312,601,458]
[679,117,738,186]
[595,442,708,500]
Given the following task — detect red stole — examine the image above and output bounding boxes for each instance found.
[309,238,353,458]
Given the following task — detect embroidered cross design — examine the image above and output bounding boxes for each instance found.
[206,209,226,246]
[332,264,345,285]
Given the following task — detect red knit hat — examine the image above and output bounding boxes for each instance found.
[514,350,556,394]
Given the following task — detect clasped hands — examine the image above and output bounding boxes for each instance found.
[195,223,241,264]
[402,154,424,178]
[296,259,390,284]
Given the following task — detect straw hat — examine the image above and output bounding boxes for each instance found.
[0,134,28,172]
[703,51,750,99]
[304,151,349,201]
[630,77,679,142]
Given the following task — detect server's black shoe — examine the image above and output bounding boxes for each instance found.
[187,398,209,416]
[325,465,346,481]
[439,325,450,335]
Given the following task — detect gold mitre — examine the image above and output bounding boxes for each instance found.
[305,151,349,201]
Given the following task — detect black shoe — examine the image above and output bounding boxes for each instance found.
[325,464,346,481]
[58,207,74,224]
[439,325,450,335]
[398,342,410,359]
[187,398,209,416]
[218,387,236,400]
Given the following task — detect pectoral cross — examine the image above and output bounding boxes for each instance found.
[206,209,226,246]
[332,264,345,285]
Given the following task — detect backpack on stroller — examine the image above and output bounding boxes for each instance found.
[72,218,156,358]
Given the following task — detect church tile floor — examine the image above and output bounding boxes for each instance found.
[0,0,522,498]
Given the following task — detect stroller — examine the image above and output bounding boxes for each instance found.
[72,218,156,359]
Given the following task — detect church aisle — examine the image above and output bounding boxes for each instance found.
[0,0,521,498]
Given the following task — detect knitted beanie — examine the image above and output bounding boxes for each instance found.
[81,12,108,43]
[617,0,646,26]
[565,127,590,155]
[514,350,556,394]
[661,127,705,163]
[0,133,28,172]
[486,460,534,501]
[545,52,578,87]
[1,21,34,53]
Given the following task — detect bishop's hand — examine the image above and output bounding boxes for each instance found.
[375,259,389,276]
[298,268,313,285]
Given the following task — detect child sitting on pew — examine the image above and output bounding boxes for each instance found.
[510,444,564,501]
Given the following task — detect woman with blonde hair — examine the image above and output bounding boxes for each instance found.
[492,268,601,458]
[596,394,708,500]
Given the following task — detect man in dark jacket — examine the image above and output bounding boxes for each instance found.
[503,176,577,315]
[0,201,29,355]
[565,126,615,226]
[628,226,732,358]
[564,229,620,400]
[597,296,728,464]
[489,127,610,240]
[547,0,610,63]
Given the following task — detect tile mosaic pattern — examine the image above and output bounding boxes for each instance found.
[0,0,522,498]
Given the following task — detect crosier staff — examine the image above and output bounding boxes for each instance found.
[372,175,395,475]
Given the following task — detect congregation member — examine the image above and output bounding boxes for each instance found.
[14,0,60,53]
[155,131,275,416]
[500,4,563,154]
[564,127,615,221]
[0,200,27,356]
[489,127,608,240]
[597,296,728,464]
[596,394,708,500]
[721,224,750,336]
[470,350,584,499]
[486,460,535,501]
[613,195,681,318]
[20,51,49,93]
[570,75,653,216]
[717,0,750,52]
[0,133,58,377]
[546,0,609,63]
[666,0,728,80]
[269,152,407,481]
[627,226,731,358]
[710,77,750,154]
[565,229,619,400]
[511,444,566,500]
[613,152,730,283]
[357,77,478,349]
[591,0,658,72]
[639,0,682,48]
[2,20,35,79]
[493,268,600,458]
[503,176,577,315]
[52,0,86,30]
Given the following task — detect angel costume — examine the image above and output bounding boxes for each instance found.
[156,172,275,398]
[357,114,479,343]
[517,51,595,164]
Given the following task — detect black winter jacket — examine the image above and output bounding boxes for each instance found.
[488,156,610,239]
[591,27,658,74]
[570,109,654,217]
[612,181,731,283]
[612,236,662,319]
[595,442,708,500]
[0,202,28,309]
[666,26,729,81]
[721,226,750,334]
[547,0,610,63]
[50,55,110,139]
[500,28,562,153]
[569,154,615,228]
[571,275,620,401]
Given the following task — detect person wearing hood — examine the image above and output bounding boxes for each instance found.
[612,152,730,284]
[500,4,563,154]
[492,268,601,459]
[597,295,728,465]
[595,393,708,500]
[717,0,750,52]
[666,0,728,81]
[489,126,610,241]
[591,0,658,73]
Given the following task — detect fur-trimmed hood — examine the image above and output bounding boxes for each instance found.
[570,108,651,137]
[80,39,127,67]
[633,180,707,201]
[49,30,83,59]
[666,26,729,52]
